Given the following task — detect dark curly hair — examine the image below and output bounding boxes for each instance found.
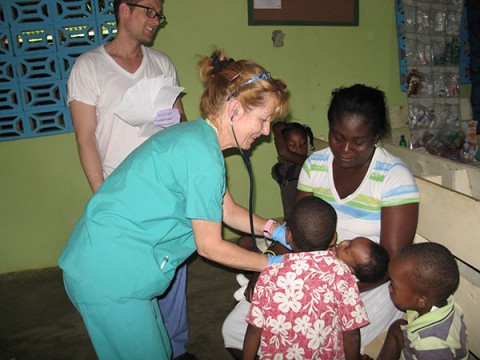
[281,122,315,152]
[327,84,390,141]
[288,196,337,252]
[353,241,389,283]
[396,242,459,304]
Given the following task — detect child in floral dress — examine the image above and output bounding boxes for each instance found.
[243,196,369,359]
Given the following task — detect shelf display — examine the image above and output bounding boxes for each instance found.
[396,0,473,161]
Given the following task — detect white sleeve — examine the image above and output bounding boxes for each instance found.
[381,162,420,207]
[67,54,99,106]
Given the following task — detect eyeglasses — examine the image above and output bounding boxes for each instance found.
[126,3,166,24]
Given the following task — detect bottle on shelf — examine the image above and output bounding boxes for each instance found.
[399,134,408,148]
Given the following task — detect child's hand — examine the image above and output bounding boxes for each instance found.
[244,273,260,302]
[272,121,286,135]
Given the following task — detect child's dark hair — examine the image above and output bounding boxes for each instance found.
[397,242,459,304]
[353,241,389,283]
[282,122,315,151]
[327,84,390,141]
[288,196,336,252]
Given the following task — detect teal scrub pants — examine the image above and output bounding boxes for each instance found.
[63,273,172,360]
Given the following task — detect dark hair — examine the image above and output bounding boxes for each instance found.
[327,84,390,140]
[353,241,389,283]
[397,242,459,304]
[198,49,289,125]
[288,196,337,252]
[282,122,315,151]
[113,0,164,24]
[113,0,138,23]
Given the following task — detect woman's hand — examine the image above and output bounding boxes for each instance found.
[270,224,292,250]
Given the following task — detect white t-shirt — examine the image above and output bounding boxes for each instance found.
[67,45,179,177]
[298,146,420,243]
[298,145,420,346]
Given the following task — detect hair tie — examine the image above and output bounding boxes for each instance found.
[211,53,235,75]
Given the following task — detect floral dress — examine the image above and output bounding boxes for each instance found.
[246,251,369,359]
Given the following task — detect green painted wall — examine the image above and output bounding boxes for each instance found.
[0,0,412,273]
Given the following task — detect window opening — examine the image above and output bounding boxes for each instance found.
[0,0,117,141]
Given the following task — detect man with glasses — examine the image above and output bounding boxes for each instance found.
[66,1,195,359]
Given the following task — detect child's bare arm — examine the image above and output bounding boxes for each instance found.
[342,328,361,360]
[243,324,262,360]
[376,319,406,360]
[272,121,307,165]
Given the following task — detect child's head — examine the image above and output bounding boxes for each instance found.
[336,237,389,283]
[388,242,459,313]
[286,196,337,252]
[282,123,314,156]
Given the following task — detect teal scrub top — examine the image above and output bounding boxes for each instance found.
[58,119,226,299]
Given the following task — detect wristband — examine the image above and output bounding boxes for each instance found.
[263,219,279,239]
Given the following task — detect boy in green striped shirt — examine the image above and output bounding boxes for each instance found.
[373,242,468,360]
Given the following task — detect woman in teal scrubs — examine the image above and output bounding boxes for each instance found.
[58,49,289,359]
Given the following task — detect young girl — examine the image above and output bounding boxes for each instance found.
[271,122,314,220]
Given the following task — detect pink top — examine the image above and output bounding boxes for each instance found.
[246,251,369,359]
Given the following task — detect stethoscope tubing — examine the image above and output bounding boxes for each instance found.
[230,116,258,252]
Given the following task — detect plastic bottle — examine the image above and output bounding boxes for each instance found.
[450,37,460,65]
[399,135,408,148]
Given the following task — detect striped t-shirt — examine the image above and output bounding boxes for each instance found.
[401,296,468,359]
[297,146,420,243]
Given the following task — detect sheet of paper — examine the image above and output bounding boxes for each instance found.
[137,120,162,137]
[114,76,184,136]
[254,0,281,9]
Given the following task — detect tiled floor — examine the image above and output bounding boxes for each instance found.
[0,254,238,360]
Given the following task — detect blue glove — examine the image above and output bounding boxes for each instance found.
[267,254,284,266]
[153,108,181,127]
[272,224,292,250]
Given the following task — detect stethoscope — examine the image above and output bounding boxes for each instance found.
[230,115,258,252]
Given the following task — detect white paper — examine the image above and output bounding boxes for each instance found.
[114,76,184,137]
[254,0,281,9]
[137,119,162,137]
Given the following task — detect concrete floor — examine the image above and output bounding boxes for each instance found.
[3,257,478,360]
[0,254,239,360]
